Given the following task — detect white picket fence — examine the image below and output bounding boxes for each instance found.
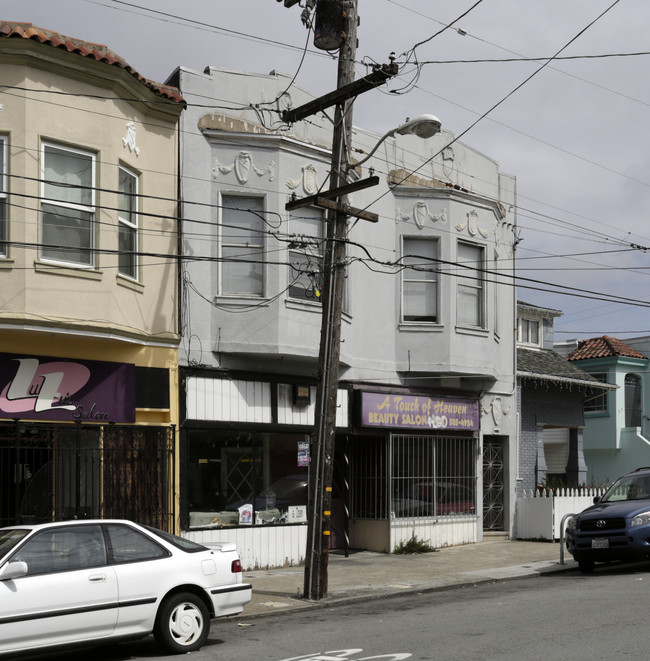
[515,488,606,540]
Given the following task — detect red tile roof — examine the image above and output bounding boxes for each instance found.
[567,335,647,361]
[0,21,183,104]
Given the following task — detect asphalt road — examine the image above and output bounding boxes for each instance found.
[12,561,650,661]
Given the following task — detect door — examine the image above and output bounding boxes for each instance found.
[483,437,505,530]
[0,524,118,654]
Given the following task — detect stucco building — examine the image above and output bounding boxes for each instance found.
[559,335,649,484]
[170,65,519,566]
[0,23,184,529]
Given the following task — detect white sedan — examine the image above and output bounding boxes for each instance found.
[0,519,252,656]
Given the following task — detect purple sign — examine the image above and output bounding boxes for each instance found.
[361,392,479,431]
[0,353,135,423]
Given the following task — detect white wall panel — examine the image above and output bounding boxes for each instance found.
[186,377,272,423]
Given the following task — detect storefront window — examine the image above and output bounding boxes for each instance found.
[350,434,477,520]
[391,434,476,518]
[186,430,309,528]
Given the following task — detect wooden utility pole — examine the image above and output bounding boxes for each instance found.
[303,0,359,601]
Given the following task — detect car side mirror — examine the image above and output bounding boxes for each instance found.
[0,561,28,581]
[593,496,601,504]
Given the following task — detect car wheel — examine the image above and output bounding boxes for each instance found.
[154,592,210,654]
[578,559,595,574]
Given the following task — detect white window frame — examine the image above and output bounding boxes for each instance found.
[401,236,439,323]
[219,194,264,296]
[118,165,139,280]
[288,207,324,302]
[518,317,540,347]
[456,241,485,328]
[40,142,96,268]
[0,136,7,257]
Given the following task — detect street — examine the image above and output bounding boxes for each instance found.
[12,562,650,661]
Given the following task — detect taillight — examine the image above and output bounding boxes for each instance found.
[231,559,242,573]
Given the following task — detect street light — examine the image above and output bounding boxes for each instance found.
[348,114,442,170]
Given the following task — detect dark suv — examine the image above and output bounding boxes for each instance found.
[566,467,650,573]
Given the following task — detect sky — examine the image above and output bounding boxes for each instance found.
[6,0,650,342]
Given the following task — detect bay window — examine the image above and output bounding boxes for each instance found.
[41,143,95,267]
[457,241,485,328]
[288,207,324,301]
[220,195,264,295]
[0,136,6,257]
[118,165,139,280]
[402,237,438,322]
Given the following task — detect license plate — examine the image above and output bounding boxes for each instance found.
[592,538,609,549]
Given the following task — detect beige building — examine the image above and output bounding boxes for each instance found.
[0,23,184,530]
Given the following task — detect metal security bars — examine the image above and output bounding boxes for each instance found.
[0,422,175,531]
[350,434,477,520]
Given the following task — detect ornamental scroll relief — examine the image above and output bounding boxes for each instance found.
[396,202,447,229]
[212,151,276,184]
[286,164,320,196]
[122,122,140,157]
[456,209,489,238]
[481,396,511,434]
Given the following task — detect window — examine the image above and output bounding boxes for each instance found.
[12,525,106,576]
[518,317,540,346]
[584,373,608,413]
[390,435,476,518]
[288,208,324,301]
[625,373,642,427]
[0,137,6,257]
[104,524,169,564]
[350,435,477,519]
[220,195,264,295]
[118,166,138,279]
[41,143,95,267]
[186,430,308,528]
[457,241,484,327]
[402,237,438,322]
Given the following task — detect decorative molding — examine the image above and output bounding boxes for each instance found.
[286,164,319,195]
[481,396,511,433]
[396,202,447,229]
[456,209,489,238]
[122,122,140,156]
[212,151,275,184]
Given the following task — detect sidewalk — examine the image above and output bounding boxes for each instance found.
[239,538,576,619]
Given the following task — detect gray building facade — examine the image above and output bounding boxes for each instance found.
[170,65,519,565]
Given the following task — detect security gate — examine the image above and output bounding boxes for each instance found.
[483,436,505,530]
[0,422,174,530]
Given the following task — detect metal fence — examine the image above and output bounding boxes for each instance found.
[350,433,478,520]
[0,422,175,531]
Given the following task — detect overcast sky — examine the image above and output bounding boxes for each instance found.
[8,0,650,341]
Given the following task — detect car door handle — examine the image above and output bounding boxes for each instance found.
[89,574,107,583]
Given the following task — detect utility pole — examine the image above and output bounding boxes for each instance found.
[280,0,396,600]
[303,0,359,601]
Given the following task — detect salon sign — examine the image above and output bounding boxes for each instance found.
[0,353,135,423]
[361,392,479,431]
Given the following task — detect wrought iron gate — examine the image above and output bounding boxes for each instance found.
[483,436,505,530]
[0,422,175,531]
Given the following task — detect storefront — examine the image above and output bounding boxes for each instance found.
[347,390,481,552]
[180,369,483,567]
[0,341,177,531]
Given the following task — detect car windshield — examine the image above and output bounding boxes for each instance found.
[0,529,30,562]
[600,475,650,503]
[143,525,208,553]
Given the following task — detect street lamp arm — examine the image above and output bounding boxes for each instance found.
[347,113,442,171]
[348,128,398,170]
